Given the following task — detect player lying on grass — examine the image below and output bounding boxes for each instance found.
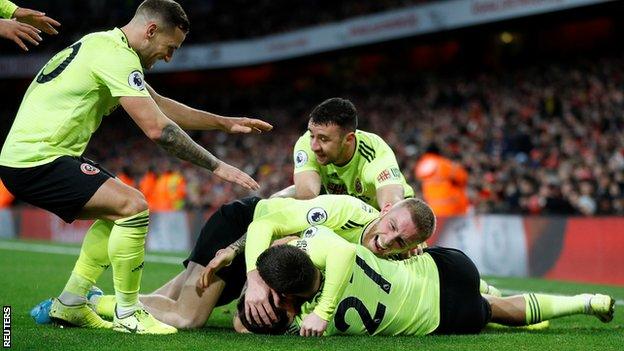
[32,194,436,329]
[234,226,615,336]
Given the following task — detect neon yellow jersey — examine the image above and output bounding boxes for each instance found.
[293,130,414,209]
[0,1,17,18]
[291,227,440,336]
[246,194,379,272]
[0,28,150,167]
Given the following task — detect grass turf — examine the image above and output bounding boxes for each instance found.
[1,238,622,350]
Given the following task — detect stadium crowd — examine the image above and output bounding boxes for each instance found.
[1,1,622,216]
[0,0,433,52]
[57,53,622,216]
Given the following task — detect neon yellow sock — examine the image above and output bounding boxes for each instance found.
[524,293,586,324]
[480,279,502,297]
[61,272,93,298]
[479,279,488,293]
[72,220,114,284]
[108,210,149,309]
[61,220,114,302]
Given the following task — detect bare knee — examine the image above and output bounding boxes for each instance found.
[117,190,148,218]
[165,302,207,329]
[175,316,205,329]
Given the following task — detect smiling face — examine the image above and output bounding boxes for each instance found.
[137,23,185,69]
[308,121,354,166]
[361,203,420,256]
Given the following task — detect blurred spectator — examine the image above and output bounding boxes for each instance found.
[151,168,187,211]
[0,179,14,208]
[116,166,135,188]
[540,182,577,215]
[414,143,469,217]
[139,167,157,208]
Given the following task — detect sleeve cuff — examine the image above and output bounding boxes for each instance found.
[1,2,18,19]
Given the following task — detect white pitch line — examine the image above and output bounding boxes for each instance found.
[0,240,183,265]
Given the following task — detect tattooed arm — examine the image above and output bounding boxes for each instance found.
[157,123,220,171]
[119,95,259,190]
[228,233,247,256]
[196,233,246,290]
[146,84,272,133]
[223,232,296,257]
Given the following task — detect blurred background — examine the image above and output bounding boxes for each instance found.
[0,0,622,284]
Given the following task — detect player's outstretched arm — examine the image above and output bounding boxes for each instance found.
[146,84,273,133]
[13,7,60,35]
[120,96,259,190]
[196,233,248,291]
[0,18,39,50]
[304,231,355,325]
[293,171,321,199]
[287,229,356,336]
[300,313,328,337]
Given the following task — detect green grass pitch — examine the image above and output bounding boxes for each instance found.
[1,238,622,350]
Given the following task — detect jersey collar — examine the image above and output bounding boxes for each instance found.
[114,27,131,48]
[359,218,377,245]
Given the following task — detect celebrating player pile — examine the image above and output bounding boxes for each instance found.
[17,0,617,338]
[235,226,615,336]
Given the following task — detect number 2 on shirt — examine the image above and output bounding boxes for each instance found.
[334,255,392,334]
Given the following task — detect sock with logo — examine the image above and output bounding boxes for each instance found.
[108,210,149,317]
[59,220,114,305]
[524,293,586,324]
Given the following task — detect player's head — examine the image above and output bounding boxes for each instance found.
[307,98,358,166]
[129,0,189,69]
[362,198,436,256]
[257,245,320,299]
[235,294,292,335]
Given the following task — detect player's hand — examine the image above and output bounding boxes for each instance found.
[196,247,236,292]
[0,18,41,51]
[13,8,60,35]
[222,117,273,134]
[300,312,327,337]
[245,270,280,326]
[213,161,260,191]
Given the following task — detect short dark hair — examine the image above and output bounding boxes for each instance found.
[236,294,289,335]
[137,0,190,33]
[400,198,437,243]
[309,97,358,132]
[257,245,317,295]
